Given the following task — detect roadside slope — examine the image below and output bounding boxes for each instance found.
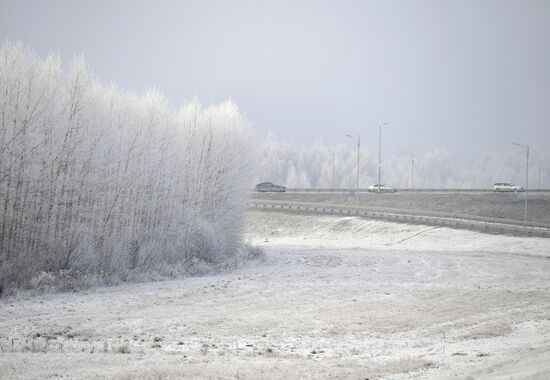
[245,209,550,257]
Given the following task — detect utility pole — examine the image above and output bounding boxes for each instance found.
[513,142,529,221]
[357,136,360,204]
[411,155,414,189]
[539,162,542,189]
[346,134,360,206]
[328,149,335,190]
[378,122,388,194]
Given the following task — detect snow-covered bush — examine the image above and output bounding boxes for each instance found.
[0,41,255,295]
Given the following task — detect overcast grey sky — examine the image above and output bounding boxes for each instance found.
[1,0,549,157]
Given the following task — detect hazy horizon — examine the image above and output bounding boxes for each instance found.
[1,0,549,159]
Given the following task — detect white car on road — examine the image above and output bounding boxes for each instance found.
[492,183,525,192]
[368,184,397,193]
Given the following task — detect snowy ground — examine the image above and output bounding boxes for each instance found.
[1,210,550,379]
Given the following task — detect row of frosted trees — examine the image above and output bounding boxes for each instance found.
[256,134,458,188]
[0,41,254,294]
[256,133,549,189]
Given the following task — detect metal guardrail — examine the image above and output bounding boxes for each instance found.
[274,188,550,193]
[251,199,550,229]
[251,200,550,238]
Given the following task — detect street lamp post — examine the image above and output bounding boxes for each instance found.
[513,142,529,221]
[346,134,360,206]
[328,149,335,191]
[539,162,542,189]
[378,122,388,194]
[411,155,414,189]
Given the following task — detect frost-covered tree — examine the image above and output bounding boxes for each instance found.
[0,41,254,295]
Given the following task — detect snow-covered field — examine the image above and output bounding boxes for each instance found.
[1,210,550,379]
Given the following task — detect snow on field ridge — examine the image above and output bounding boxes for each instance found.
[245,209,550,257]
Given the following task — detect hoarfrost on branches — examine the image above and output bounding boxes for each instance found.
[0,41,254,295]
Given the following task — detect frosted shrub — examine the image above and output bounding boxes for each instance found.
[188,220,227,264]
[0,41,254,295]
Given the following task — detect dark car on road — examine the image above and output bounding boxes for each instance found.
[255,182,287,192]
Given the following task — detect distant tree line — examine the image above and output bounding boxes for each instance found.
[255,133,549,189]
[0,41,254,295]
